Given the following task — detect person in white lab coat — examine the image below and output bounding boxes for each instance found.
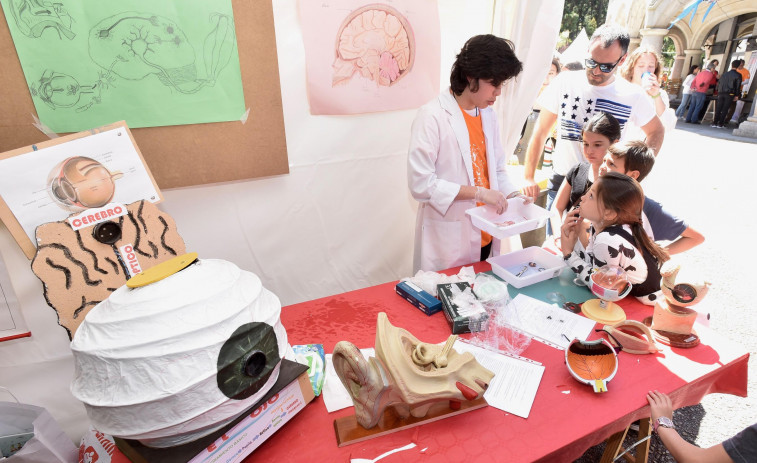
[408,34,529,272]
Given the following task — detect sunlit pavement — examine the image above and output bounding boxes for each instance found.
[574,120,757,462]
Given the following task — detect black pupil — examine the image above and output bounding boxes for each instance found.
[673,284,696,303]
[244,351,266,377]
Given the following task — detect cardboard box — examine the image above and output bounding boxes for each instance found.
[395,281,442,316]
[437,282,488,334]
[115,359,313,463]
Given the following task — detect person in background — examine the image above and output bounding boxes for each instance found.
[712,60,742,128]
[647,390,757,462]
[685,60,716,124]
[542,58,561,94]
[522,23,662,223]
[676,65,700,119]
[620,47,677,136]
[407,34,529,272]
[735,59,750,94]
[562,61,585,71]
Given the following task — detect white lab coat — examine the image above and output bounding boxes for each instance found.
[408,90,518,272]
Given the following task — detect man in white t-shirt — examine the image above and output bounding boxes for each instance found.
[522,24,664,213]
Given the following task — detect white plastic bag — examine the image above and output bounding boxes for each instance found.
[0,399,77,463]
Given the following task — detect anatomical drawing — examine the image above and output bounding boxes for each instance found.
[27,11,237,112]
[7,0,75,39]
[332,4,415,87]
[46,156,123,210]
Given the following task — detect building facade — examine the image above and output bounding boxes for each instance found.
[607,0,757,137]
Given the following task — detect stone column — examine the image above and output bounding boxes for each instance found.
[683,49,703,74]
[639,28,668,55]
[671,55,685,79]
[733,102,757,139]
[628,37,641,55]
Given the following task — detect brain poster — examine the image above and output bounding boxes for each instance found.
[0,0,245,132]
[298,0,440,115]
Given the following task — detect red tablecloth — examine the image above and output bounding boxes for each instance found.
[246,262,749,463]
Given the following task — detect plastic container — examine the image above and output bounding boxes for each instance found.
[466,199,552,240]
[488,247,566,288]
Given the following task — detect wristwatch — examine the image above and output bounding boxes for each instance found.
[653,416,675,433]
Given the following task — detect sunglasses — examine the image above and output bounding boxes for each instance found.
[585,55,624,73]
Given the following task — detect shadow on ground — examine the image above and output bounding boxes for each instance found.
[575,405,706,462]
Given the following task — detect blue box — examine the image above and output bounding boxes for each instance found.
[395,281,442,316]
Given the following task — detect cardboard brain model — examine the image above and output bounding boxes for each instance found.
[69,257,290,448]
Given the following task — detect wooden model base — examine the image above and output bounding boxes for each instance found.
[642,317,700,348]
[334,397,487,447]
[582,298,626,325]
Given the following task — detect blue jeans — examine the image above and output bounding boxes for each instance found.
[676,93,692,117]
[686,92,707,122]
[545,174,562,236]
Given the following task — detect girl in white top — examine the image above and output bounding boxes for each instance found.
[676,65,700,118]
[620,47,677,138]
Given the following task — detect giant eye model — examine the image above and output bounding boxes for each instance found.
[70,255,290,448]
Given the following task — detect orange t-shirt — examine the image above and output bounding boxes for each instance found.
[460,107,492,247]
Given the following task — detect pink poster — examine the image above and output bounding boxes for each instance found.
[299,0,440,115]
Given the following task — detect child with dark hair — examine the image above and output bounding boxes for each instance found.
[553,112,621,221]
[600,142,705,255]
[561,172,669,305]
[408,35,527,272]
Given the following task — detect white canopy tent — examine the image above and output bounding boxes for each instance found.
[0,0,563,443]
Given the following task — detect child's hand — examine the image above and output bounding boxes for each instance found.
[560,209,583,256]
[646,390,674,423]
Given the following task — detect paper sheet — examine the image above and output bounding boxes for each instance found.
[322,348,375,413]
[506,294,596,349]
[0,0,245,132]
[0,252,30,342]
[454,340,544,419]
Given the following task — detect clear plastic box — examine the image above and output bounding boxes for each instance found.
[488,247,566,288]
[466,199,552,240]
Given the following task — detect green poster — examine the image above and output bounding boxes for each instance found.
[1,0,245,132]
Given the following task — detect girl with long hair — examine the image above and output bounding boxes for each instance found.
[561,171,669,305]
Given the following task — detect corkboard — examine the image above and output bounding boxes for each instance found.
[0,0,289,190]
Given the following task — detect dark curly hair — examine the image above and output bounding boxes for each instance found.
[450,35,523,96]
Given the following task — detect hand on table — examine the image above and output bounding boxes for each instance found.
[646,390,674,423]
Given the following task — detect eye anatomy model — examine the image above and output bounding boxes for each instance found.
[332,5,415,87]
[29,11,236,112]
[47,156,123,210]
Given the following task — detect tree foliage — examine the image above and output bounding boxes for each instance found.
[561,0,608,41]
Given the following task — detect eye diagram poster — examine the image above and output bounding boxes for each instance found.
[0,122,161,250]
[298,0,440,115]
[0,0,245,132]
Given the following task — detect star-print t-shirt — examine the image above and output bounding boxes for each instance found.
[537,70,656,177]
[461,106,492,247]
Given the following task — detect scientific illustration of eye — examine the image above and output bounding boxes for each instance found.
[27,11,237,112]
[47,156,123,210]
[332,4,415,87]
[8,0,75,40]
